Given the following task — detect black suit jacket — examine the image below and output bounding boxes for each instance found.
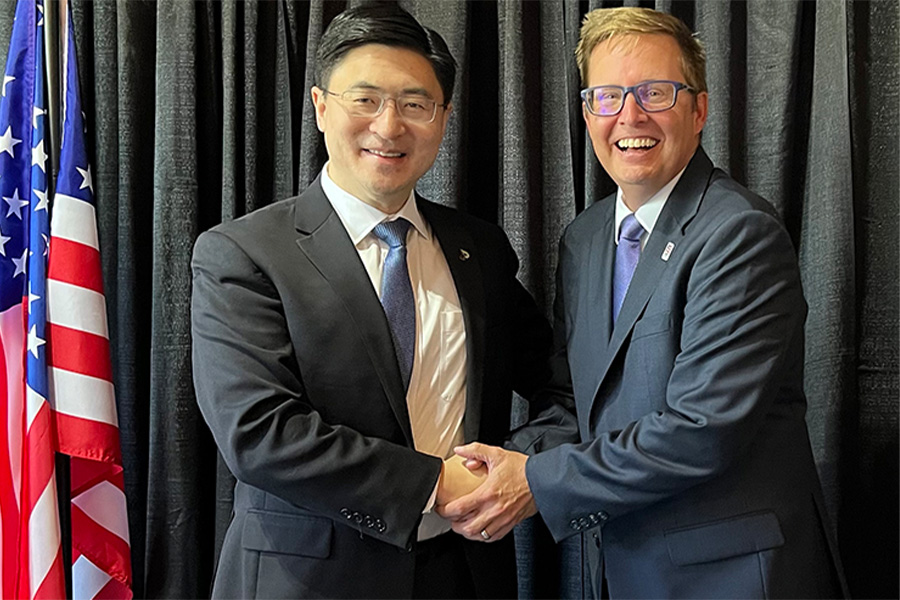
[191,178,551,598]
[513,149,847,599]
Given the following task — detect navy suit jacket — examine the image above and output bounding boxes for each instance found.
[191,178,551,598]
[512,148,846,599]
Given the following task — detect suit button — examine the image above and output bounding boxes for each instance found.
[364,516,374,528]
[569,519,579,530]
[353,512,363,524]
[578,518,589,529]
[340,508,352,520]
[588,514,599,525]
[376,519,386,532]
[598,511,609,522]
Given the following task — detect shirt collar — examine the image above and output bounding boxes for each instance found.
[320,162,431,246]
[614,165,687,244]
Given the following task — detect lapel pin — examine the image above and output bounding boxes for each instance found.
[661,242,675,262]
[459,249,470,261]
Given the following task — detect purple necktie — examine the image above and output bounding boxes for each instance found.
[373,219,415,390]
[613,214,645,323]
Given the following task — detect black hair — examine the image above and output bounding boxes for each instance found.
[315,2,456,105]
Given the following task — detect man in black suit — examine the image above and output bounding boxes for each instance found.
[191,4,550,598]
[441,7,846,599]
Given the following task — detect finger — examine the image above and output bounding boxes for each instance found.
[453,442,487,461]
[440,495,481,520]
[463,458,485,471]
[450,518,487,542]
[457,506,504,541]
[458,500,525,542]
[483,522,515,543]
[451,520,481,541]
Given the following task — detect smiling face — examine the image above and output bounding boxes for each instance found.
[311,44,451,213]
[583,34,708,209]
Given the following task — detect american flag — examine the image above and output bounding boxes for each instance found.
[0,1,132,598]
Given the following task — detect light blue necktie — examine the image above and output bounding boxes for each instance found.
[613,213,645,323]
[372,219,415,390]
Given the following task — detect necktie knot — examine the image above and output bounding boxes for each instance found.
[373,218,412,249]
[619,213,644,244]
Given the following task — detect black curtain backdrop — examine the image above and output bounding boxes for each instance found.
[0,0,896,598]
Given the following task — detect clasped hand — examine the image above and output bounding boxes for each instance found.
[435,443,537,542]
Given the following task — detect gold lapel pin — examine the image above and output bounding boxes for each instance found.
[459,249,470,261]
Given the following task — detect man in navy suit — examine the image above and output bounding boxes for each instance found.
[440,7,846,598]
[191,4,550,598]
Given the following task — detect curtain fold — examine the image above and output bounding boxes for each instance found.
[95,2,158,596]
[144,2,213,597]
[800,0,857,527]
[0,0,894,597]
[842,2,899,596]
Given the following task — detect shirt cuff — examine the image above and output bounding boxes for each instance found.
[423,477,440,514]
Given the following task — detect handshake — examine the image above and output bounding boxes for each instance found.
[432,443,538,543]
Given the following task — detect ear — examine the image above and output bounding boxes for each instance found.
[692,90,709,136]
[310,86,327,132]
[439,102,452,136]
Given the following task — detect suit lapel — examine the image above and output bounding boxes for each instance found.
[588,149,716,419]
[419,199,486,443]
[588,207,616,347]
[578,207,616,437]
[293,178,414,446]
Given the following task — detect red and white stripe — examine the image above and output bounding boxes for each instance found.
[47,192,132,599]
[1,302,66,600]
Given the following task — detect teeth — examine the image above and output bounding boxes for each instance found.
[368,149,403,158]
[616,138,658,149]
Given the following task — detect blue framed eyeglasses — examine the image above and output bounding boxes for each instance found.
[581,80,696,116]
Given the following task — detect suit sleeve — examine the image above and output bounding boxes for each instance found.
[526,210,807,541]
[191,230,440,549]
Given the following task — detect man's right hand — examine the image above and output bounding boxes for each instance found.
[436,454,487,507]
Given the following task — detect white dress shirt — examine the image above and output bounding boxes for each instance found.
[321,165,465,540]
[614,166,687,248]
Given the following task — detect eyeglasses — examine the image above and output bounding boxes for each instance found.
[581,80,696,116]
[322,88,445,124]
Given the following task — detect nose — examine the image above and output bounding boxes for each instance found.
[370,99,406,138]
[618,91,648,125]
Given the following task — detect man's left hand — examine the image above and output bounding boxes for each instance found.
[436,442,537,542]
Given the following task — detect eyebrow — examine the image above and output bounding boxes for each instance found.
[346,81,434,98]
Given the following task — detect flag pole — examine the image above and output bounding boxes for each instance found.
[43,0,59,194]
[43,0,71,597]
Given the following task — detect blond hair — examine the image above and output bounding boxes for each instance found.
[575,7,707,93]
